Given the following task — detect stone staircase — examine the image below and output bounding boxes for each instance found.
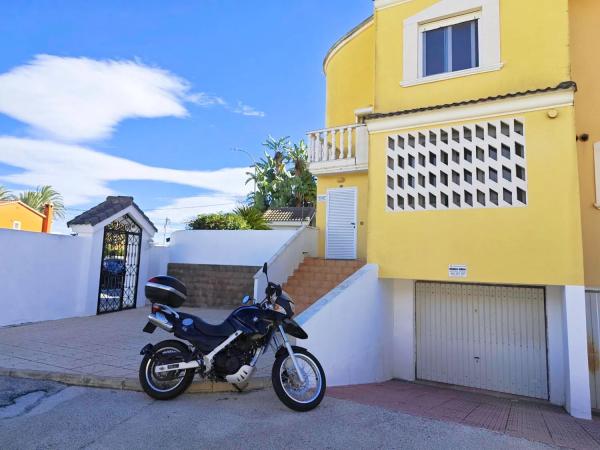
[283,258,365,314]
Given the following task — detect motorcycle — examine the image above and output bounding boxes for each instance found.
[138,262,326,412]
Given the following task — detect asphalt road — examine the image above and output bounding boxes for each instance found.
[0,376,554,450]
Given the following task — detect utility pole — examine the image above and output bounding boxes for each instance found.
[163,218,170,245]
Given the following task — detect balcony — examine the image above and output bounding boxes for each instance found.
[307,124,368,175]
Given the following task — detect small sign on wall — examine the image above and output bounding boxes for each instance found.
[317,195,327,203]
[449,264,468,278]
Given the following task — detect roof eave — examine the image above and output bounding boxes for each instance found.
[323,15,374,74]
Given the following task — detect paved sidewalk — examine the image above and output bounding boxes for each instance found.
[0,307,273,391]
[1,376,553,450]
[328,380,600,450]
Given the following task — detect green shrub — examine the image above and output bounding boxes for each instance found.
[187,213,250,230]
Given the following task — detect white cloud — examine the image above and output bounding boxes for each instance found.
[232,101,266,117]
[0,55,191,142]
[187,93,227,107]
[0,55,265,142]
[0,137,252,206]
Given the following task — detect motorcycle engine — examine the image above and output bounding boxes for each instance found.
[213,337,255,375]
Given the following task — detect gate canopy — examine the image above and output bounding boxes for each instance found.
[67,196,157,235]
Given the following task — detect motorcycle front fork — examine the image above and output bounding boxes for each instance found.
[270,325,306,384]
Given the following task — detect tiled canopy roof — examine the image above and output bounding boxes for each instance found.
[67,196,157,231]
[263,207,315,223]
[363,81,577,121]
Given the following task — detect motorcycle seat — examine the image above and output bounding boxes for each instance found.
[191,315,235,337]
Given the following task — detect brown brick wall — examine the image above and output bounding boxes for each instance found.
[167,263,259,308]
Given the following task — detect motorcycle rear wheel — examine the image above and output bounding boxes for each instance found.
[272,347,326,412]
[139,340,195,400]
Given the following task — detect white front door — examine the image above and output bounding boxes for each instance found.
[326,188,357,260]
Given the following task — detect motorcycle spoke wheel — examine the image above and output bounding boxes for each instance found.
[279,354,322,404]
[146,347,187,393]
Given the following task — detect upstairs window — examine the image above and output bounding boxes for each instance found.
[422,15,480,77]
[403,1,500,86]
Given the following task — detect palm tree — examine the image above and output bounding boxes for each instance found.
[287,140,316,207]
[18,185,65,218]
[245,137,316,210]
[233,205,270,230]
[0,185,13,201]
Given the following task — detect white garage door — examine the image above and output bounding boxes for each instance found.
[416,282,548,399]
[585,290,600,410]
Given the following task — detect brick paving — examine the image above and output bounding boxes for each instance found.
[0,306,273,381]
[328,380,600,450]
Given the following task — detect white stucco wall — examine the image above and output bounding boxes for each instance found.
[391,279,416,381]
[0,229,93,326]
[546,285,566,407]
[147,245,170,278]
[297,264,394,386]
[168,230,295,266]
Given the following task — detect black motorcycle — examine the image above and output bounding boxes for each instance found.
[138,262,326,412]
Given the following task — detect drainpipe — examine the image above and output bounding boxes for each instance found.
[42,203,54,233]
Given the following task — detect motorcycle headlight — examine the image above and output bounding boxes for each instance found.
[282,290,296,313]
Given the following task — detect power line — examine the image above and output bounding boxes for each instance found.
[65,201,237,213]
[145,202,236,212]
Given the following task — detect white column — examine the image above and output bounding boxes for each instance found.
[563,285,592,419]
[339,127,345,159]
[348,128,356,158]
[392,279,416,381]
[546,286,566,406]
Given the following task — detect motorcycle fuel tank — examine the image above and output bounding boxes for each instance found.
[230,305,270,335]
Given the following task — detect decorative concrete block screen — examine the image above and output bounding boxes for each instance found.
[386,118,528,212]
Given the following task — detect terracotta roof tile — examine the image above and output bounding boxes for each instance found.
[263,207,315,223]
[363,82,577,121]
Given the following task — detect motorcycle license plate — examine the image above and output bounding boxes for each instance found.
[143,322,157,333]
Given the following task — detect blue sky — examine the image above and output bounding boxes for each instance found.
[0,0,371,235]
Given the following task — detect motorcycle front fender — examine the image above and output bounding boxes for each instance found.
[275,344,307,360]
[282,318,308,339]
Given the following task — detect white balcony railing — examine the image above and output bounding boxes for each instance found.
[307,124,369,175]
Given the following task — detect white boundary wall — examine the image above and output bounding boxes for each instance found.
[0,224,313,327]
[0,229,93,326]
[168,230,295,266]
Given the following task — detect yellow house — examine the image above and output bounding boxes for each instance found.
[0,201,54,233]
[307,0,600,418]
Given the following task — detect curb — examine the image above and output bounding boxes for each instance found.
[0,367,271,393]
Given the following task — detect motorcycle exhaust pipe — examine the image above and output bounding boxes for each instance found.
[148,312,173,332]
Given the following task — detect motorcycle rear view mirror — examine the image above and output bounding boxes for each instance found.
[241,295,251,305]
[262,262,268,274]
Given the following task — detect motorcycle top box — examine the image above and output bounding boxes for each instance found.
[145,276,187,307]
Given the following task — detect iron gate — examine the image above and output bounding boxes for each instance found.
[97,214,142,314]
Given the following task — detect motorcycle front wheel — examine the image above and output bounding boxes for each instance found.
[272,347,326,412]
[139,340,195,400]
